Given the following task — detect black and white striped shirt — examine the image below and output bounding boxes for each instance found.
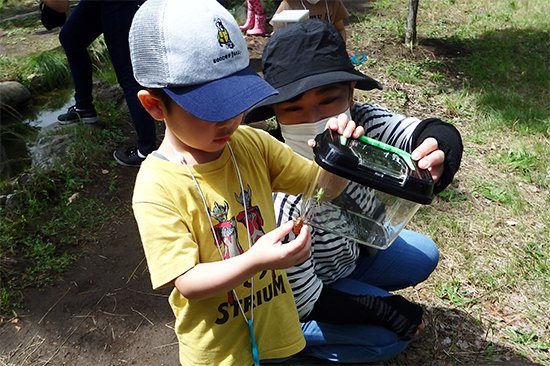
[275,103,422,319]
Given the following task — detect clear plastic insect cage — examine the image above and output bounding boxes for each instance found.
[297,130,434,250]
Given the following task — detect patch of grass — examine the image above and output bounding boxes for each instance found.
[419,58,447,82]
[89,36,113,81]
[19,50,69,90]
[1,16,40,32]
[0,38,128,319]
[522,241,548,265]
[436,280,471,306]
[0,54,20,82]
[440,91,476,120]
[382,89,408,107]
[0,0,36,20]
[354,1,550,363]
[436,185,468,204]
[21,238,74,285]
[456,29,548,135]
[385,60,423,84]
[0,143,120,315]
[491,143,550,187]
[472,178,525,213]
[505,328,550,356]
[370,0,394,12]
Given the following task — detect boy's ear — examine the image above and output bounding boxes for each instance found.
[137,90,166,120]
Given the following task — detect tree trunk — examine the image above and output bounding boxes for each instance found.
[405,0,419,47]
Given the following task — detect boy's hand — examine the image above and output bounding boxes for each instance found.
[411,137,445,183]
[248,221,311,270]
[174,221,310,299]
[308,112,364,147]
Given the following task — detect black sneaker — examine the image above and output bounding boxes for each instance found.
[113,146,146,167]
[58,105,99,124]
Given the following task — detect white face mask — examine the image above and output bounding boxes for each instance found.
[280,108,352,160]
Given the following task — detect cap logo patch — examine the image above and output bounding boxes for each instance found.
[213,18,242,64]
[215,18,234,49]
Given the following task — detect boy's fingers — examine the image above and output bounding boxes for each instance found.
[287,226,311,260]
[264,221,294,242]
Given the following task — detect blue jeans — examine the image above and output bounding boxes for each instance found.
[296,229,439,363]
[59,0,156,154]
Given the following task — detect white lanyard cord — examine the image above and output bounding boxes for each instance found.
[173,142,254,324]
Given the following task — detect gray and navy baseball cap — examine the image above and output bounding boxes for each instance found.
[129,0,277,122]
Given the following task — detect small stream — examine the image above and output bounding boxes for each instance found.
[0,87,74,180]
[27,97,74,129]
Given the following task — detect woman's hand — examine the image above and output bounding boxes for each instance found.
[42,0,70,13]
[308,112,365,148]
[325,112,364,139]
[411,137,445,183]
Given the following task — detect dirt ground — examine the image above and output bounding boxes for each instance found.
[0,166,180,366]
[0,4,544,366]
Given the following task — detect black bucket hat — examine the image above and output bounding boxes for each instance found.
[245,19,382,123]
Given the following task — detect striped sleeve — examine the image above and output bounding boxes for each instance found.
[273,190,362,319]
[352,103,421,152]
[273,192,322,319]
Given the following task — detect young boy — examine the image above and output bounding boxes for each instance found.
[128,1,364,365]
[245,19,463,363]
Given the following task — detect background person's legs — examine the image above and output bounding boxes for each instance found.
[58,0,102,123]
[102,1,157,165]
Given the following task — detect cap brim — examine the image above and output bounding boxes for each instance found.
[164,66,278,122]
[244,70,382,123]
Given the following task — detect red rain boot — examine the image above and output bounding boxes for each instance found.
[246,14,266,36]
[239,6,255,31]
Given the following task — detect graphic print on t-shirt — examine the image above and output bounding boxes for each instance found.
[236,186,276,281]
[235,185,265,243]
[210,200,249,305]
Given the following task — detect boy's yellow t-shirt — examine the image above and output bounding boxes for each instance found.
[133,126,316,366]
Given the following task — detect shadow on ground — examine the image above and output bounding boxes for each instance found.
[390,306,540,366]
[421,28,549,134]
